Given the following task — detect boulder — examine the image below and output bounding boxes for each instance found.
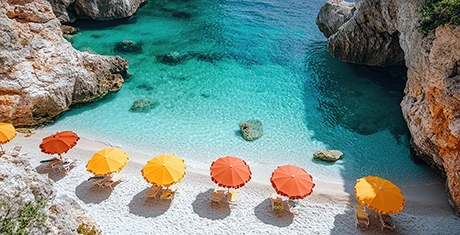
[129,98,158,113]
[239,120,263,141]
[60,25,78,35]
[313,150,343,162]
[114,40,143,54]
[156,52,189,66]
[316,0,355,38]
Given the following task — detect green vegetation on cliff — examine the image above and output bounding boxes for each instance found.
[419,0,460,34]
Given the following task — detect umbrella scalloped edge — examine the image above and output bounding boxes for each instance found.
[86,159,128,176]
[141,169,187,187]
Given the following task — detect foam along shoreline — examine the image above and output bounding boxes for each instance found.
[4,130,459,234]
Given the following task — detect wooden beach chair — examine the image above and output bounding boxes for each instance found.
[211,186,226,203]
[379,213,395,231]
[354,205,369,229]
[227,189,238,205]
[160,185,178,200]
[146,185,162,198]
[100,173,122,190]
[40,157,62,167]
[88,175,106,186]
[271,193,284,211]
[9,145,22,157]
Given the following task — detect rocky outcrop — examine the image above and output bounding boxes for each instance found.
[48,0,147,23]
[239,120,263,141]
[129,98,158,113]
[0,0,129,127]
[317,0,460,215]
[316,0,355,38]
[313,150,343,162]
[0,154,99,234]
[317,0,405,67]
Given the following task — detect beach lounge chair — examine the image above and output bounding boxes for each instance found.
[271,193,284,211]
[9,145,22,157]
[288,199,301,214]
[379,213,395,231]
[40,157,61,166]
[160,185,178,200]
[354,205,369,229]
[227,189,238,205]
[99,173,122,190]
[211,186,226,203]
[146,185,162,198]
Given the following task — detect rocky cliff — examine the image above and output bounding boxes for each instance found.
[317,0,460,215]
[0,0,129,127]
[0,154,99,234]
[48,0,147,23]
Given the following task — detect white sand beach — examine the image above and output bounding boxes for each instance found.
[4,130,459,234]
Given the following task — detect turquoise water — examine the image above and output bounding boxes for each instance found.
[51,0,441,186]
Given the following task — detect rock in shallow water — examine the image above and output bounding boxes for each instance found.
[129,98,158,113]
[114,40,143,54]
[313,150,343,162]
[239,120,263,141]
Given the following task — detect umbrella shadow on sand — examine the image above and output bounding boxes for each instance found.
[254,198,294,227]
[128,187,171,218]
[35,164,74,182]
[75,180,118,204]
[191,189,231,220]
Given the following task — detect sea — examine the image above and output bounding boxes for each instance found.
[47,0,442,187]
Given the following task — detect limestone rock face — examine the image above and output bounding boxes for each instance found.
[317,0,460,215]
[316,0,355,38]
[239,120,263,141]
[0,154,99,234]
[313,150,343,162]
[317,0,405,66]
[48,0,147,23]
[0,0,129,127]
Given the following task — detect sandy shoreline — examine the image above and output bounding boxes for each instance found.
[3,130,459,234]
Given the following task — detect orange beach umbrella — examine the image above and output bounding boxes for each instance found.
[141,154,186,187]
[39,131,79,158]
[270,165,315,199]
[354,176,405,214]
[86,148,129,176]
[0,123,16,152]
[210,156,252,189]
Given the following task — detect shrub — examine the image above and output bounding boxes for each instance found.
[0,196,47,235]
[77,222,102,235]
[419,0,460,34]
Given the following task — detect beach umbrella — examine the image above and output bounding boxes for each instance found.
[39,131,79,159]
[0,123,16,153]
[86,148,129,176]
[270,165,315,199]
[354,176,406,214]
[210,156,251,189]
[141,154,186,187]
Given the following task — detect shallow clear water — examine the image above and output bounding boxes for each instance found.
[50,0,441,186]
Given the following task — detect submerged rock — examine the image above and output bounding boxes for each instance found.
[114,40,143,54]
[156,52,189,65]
[172,11,192,20]
[239,120,263,141]
[313,150,343,162]
[129,98,158,113]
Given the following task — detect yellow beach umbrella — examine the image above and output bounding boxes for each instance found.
[86,148,129,176]
[354,176,406,214]
[0,123,16,152]
[141,154,186,187]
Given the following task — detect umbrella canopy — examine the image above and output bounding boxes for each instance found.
[141,154,186,187]
[354,176,406,214]
[86,148,129,176]
[39,131,79,158]
[210,156,251,189]
[0,123,16,152]
[270,165,315,199]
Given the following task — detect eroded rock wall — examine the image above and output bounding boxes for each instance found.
[317,0,460,214]
[48,0,147,23]
[0,0,129,126]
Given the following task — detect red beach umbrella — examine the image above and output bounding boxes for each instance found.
[40,131,80,158]
[210,156,252,189]
[270,165,315,199]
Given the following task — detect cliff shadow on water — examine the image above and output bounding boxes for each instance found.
[304,42,410,145]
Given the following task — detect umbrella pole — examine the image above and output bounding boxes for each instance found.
[58,153,62,160]
[0,144,3,153]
